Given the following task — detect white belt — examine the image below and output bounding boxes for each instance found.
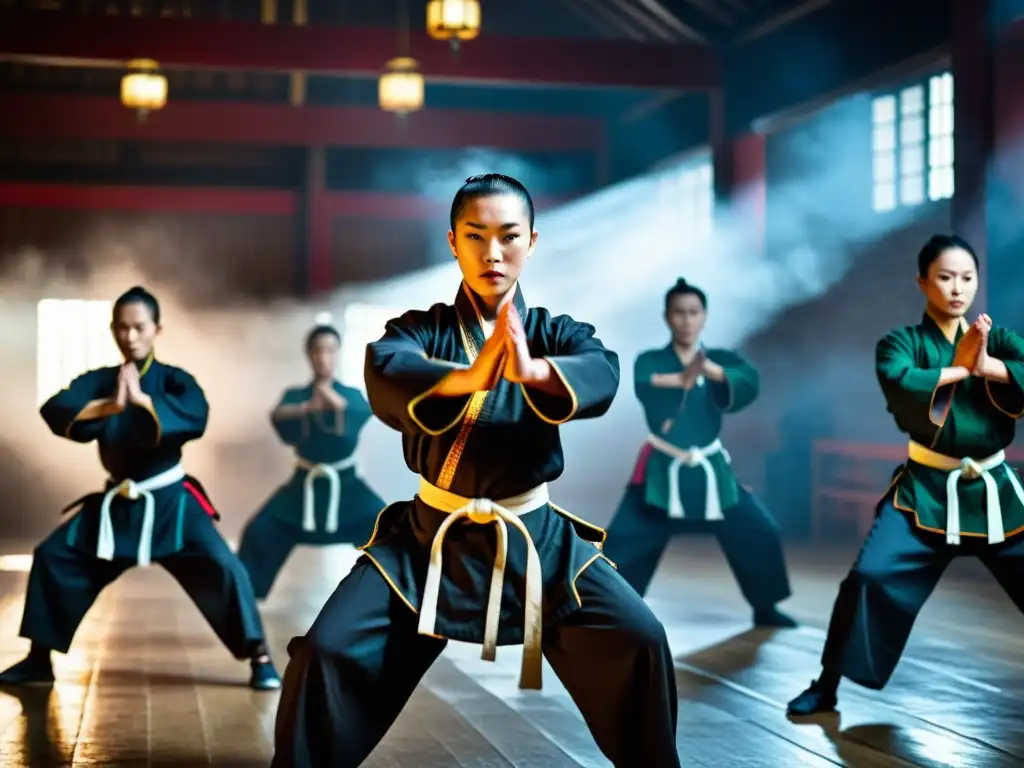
[416,476,547,691]
[296,455,358,534]
[908,440,1024,545]
[647,434,730,520]
[98,463,186,567]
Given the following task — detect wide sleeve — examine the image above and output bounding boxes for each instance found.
[633,353,684,433]
[520,315,620,425]
[875,329,951,432]
[364,313,472,436]
[339,389,373,437]
[39,369,112,443]
[707,349,759,414]
[270,388,308,446]
[132,367,209,447]
[985,326,1024,419]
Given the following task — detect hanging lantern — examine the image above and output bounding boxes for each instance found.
[120,59,168,118]
[426,0,480,51]
[378,57,424,115]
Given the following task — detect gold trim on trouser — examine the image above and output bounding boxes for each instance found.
[416,476,549,690]
[907,440,1024,545]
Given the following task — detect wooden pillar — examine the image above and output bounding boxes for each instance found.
[300,146,332,295]
[710,89,767,259]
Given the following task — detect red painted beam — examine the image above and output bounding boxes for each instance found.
[0,12,718,90]
[0,181,298,215]
[0,94,605,151]
[0,182,575,219]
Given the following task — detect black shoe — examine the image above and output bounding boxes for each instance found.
[249,658,282,691]
[753,606,798,628]
[0,654,55,686]
[787,679,838,716]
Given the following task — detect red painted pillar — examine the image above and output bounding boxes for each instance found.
[304,145,333,295]
[726,132,767,258]
[711,89,767,259]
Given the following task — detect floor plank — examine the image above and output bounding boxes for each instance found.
[1,538,1024,766]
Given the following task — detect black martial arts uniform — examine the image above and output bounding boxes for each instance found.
[237,381,385,599]
[0,356,279,690]
[272,283,681,767]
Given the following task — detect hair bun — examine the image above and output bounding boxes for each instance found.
[675,278,689,289]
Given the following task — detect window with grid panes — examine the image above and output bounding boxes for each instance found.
[871,72,953,211]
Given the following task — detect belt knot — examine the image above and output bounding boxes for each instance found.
[114,479,142,500]
[960,458,984,480]
[466,498,497,522]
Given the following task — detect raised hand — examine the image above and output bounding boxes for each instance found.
[306,385,328,412]
[316,380,346,410]
[120,362,147,406]
[464,317,508,391]
[680,348,707,391]
[970,314,992,377]
[501,304,538,384]
[114,365,129,409]
[954,317,986,371]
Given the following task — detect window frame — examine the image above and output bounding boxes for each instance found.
[36,298,120,406]
[871,70,953,213]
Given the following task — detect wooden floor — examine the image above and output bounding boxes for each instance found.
[2,538,1024,767]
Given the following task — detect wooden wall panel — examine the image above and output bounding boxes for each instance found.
[330,216,435,284]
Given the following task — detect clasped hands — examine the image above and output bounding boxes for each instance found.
[679,349,707,391]
[460,302,547,392]
[952,313,996,377]
[307,381,346,412]
[112,362,151,411]
[651,349,722,391]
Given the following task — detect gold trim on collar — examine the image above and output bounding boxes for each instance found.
[138,349,155,378]
[434,295,492,490]
[924,311,968,344]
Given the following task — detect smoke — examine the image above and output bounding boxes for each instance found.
[395,147,582,265]
[0,93,958,543]
[322,95,937,520]
[403,147,580,202]
[0,254,338,540]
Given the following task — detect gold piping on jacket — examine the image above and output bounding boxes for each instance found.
[889,465,1024,540]
[408,381,474,436]
[520,356,580,425]
[63,351,156,439]
[550,501,607,547]
[434,309,488,490]
[436,391,487,490]
[985,378,1024,419]
[138,349,155,378]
